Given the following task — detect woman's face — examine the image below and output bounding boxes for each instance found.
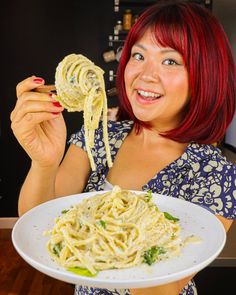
[124,29,189,132]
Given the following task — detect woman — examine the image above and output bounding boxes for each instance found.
[10,1,235,295]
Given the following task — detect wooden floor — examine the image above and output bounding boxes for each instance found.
[0,229,75,295]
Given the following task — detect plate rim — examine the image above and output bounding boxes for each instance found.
[12,190,226,288]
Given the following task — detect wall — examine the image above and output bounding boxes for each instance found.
[213,0,236,150]
[0,0,115,216]
[213,0,236,59]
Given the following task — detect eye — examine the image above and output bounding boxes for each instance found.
[131,52,144,61]
[162,59,179,66]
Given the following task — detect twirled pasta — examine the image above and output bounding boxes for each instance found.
[55,53,112,171]
[45,186,183,275]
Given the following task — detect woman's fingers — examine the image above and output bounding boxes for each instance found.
[15,91,54,112]
[19,90,53,102]
[11,76,67,167]
[12,92,51,119]
[11,110,61,140]
[12,75,64,140]
[11,99,63,124]
[10,92,59,121]
[11,112,61,148]
[12,111,60,133]
[35,85,56,93]
[11,90,62,121]
[13,75,50,121]
[16,76,45,97]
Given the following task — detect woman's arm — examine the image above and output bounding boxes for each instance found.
[131,215,233,295]
[18,144,91,215]
[11,76,91,215]
[131,275,193,295]
[18,163,58,216]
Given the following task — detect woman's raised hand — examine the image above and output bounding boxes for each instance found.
[10,76,67,168]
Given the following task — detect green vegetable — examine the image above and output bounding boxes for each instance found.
[164,212,179,222]
[69,75,76,84]
[61,209,69,214]
[67,267,97,277]
[98,220,106,229]
[53,244,62,257]
[143,246,166,265]
[144,190,153,202]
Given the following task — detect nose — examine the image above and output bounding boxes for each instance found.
[139,60,160,82]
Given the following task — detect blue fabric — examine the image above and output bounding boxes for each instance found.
[74,286,131,295]
[69,120,236,295]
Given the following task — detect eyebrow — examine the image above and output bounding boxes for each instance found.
[133,44,178,54]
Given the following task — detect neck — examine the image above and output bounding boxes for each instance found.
[133,126,189,152]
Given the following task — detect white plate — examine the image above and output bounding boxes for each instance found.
[12,191,226,289]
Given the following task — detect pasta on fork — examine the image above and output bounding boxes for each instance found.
[55,53,113,171]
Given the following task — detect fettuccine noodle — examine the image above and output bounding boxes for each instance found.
[45,186,183,275]
[55,53,112,171]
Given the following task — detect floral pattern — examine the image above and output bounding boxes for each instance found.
[74,286,131,295]
[69,120,236,295]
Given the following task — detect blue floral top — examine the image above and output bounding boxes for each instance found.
[69,120,236,295]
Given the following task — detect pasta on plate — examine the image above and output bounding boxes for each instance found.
[44,186,184,276]
[55,53,112,171]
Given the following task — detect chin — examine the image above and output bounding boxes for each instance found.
[132,110,154,123]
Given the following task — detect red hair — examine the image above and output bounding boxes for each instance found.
[116,1,236,143]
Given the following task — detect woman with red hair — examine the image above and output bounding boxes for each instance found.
[11,1,236,294]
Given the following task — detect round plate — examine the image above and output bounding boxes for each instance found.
[12,191,226,289]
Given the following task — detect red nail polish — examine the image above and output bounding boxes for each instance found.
[52,112,59,115]
[33,78,44,84]
[52,101,62,107]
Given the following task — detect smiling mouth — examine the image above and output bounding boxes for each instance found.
[137,89,163,101]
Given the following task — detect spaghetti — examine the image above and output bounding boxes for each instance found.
[45,186,183,275]
[55,53,112,171]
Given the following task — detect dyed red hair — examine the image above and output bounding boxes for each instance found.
[116,0,236,143]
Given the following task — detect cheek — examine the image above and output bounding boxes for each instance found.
[179,76,189,101]
[124,70,129,96]
[168,74,189,95]
[124,66,133,95]
[124,64,131,84]
[124,62,138,86]
[124,67,128,85]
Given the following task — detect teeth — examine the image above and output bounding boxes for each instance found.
[138,90,162,98]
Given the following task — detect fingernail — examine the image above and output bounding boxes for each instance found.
[33,78,44,84]
[52,112,60,115]
[52,101,62,107]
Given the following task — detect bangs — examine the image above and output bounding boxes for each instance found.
[131,4,187,62]
[151,19,186,61]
